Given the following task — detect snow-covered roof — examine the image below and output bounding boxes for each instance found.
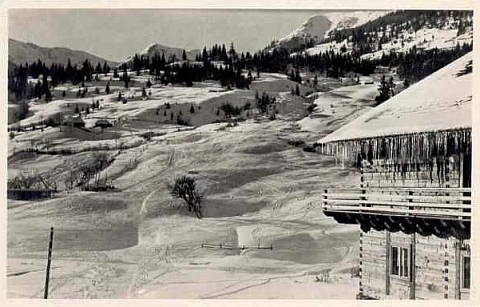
[319,52,472,144]
[317,52,472,162]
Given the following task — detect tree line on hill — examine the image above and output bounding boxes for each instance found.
[8,29,472,103]
[323,10,473,51]
[8,58,111,101]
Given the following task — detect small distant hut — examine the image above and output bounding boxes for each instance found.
[95,119,113,129]
[64,116,85,128]
[317,52,472,300]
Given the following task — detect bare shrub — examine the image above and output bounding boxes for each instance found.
[169,176,203,219]
[77,152,114,188]
[8,170,58,191]
[288,139,305,147]
[64,170,80,191]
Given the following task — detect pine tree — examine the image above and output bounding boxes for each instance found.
[182,49,187,61]
[103,61,109,75]
[123,70,129,88]
[190,105,195,113]
[295,84,300,96]
[106,82,110,94]
[43,74,52,102]
[75,104,80,114]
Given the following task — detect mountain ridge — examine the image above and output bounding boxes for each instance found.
[8,38,118,67]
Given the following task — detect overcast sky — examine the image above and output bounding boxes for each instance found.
[9,9,325,62]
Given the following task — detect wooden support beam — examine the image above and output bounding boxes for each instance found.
[385,231,391,296]
[455,239,462,299]
[410,232,416,299]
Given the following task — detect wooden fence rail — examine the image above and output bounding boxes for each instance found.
[201,243,273,250]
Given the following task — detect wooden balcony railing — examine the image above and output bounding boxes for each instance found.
[323,187,471,221]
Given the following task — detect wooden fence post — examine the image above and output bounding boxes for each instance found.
[44,227,54,299]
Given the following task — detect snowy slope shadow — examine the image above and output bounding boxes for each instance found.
[52,222,138,251]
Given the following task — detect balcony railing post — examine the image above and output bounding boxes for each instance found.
[360,170,366,211]
[324,189,328,209]
[408,190,413,216]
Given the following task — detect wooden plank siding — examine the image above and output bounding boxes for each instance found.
[357,157,470,300]
[361,230,470,300]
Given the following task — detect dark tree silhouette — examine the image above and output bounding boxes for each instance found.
[169,176,203,219]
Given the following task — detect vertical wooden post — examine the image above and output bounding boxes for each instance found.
[410,233,416,299]
[323,189,328,209]
[385,231,391,295]
[359,232,364,297]
[360,170,366,209]
[44,227,54,299]
[443,242,449,299]
[455,239,462,299]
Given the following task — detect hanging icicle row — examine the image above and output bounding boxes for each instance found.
[320,128,471,173]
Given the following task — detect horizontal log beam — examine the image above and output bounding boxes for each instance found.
[323,193,470,202]
[324,187,471,192]
[323,199,471,210]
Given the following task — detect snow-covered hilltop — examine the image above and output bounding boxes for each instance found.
[275,11,390,51]
[321,11,393,38]
[293,10,473,58]
[122,43,200,67]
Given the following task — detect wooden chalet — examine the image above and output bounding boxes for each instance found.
[317,52,473,300]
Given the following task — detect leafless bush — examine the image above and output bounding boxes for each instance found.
[77,152,114,188]
[288,139,305,147]
[350,265,361,278]
[8,170,58,191]
[64,170,80,191]
[314,272,331,283]
[169,176,203,219]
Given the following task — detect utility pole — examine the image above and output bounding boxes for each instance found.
[44,227,54,299]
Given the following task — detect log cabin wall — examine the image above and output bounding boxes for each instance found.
[359,156,470,300]
[361,231,470,299]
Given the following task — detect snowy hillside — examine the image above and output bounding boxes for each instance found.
[360,26,473,60]
[298,10,473,58]
[276,11,390,51]
[321,11,393,38]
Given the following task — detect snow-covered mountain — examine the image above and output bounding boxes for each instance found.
[8,38,117,67]
[122,43,200,66]
[291,10,473,58]
[276,10,391,51]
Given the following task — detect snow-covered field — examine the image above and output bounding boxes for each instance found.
[7,73,369,299]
